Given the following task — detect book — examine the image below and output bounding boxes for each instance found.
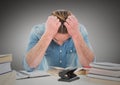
[87,62,120,82]
[90,62,120,70]
[87,73,120,82]
[47,66,88,76]
[0,54,12,63]
[0,70,16,85]
[74,67,90,75]
[88,68,120,77]
[0,62,11,75]
[16,70,50,80]
[47,66,65,76]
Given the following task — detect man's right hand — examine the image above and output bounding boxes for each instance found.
[45,15,61,38]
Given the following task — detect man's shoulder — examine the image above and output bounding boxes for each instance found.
[32,23,45,32]
[79,24,86,30]
[79,24,88,36]
[31,23,45,35]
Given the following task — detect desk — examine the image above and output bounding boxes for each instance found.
[15,75,120,85]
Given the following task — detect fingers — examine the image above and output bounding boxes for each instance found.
[64,22,71,29]
[47,16,57,22]
[64,14,79,36]
[66,15,78,24]
[46,15,61,28]
[64,15,75,28]
[46,15,61,33]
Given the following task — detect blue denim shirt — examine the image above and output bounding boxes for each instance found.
[23,23,93,72]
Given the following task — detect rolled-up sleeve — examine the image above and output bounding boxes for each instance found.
[80,24,93,51]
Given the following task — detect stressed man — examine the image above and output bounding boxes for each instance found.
[23,9,94,72]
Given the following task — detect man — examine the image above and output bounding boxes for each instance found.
[23,10,94,72]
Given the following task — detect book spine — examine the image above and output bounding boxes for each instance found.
[0,56,12,64]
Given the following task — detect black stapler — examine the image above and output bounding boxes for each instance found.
[58,68,80,82]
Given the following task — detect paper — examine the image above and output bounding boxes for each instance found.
[0,71,16,85]
[16,70,50,80]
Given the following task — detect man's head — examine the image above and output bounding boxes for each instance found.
[50,9,73,45]
[51,9,71,34]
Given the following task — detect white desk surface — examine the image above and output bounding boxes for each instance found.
[15,75,120,85]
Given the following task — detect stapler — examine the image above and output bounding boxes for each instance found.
[58,68,80,82]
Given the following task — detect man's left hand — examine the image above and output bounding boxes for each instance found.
[64,15,80,38]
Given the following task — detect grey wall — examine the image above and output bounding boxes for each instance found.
[0,0,120,70]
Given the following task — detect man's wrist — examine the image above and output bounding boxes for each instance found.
[43,32,54,40]
[71,31,82,39]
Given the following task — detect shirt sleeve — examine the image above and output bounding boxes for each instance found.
[80,24,93,51]
[26,25,43,52]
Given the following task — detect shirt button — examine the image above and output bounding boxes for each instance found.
[60,60,62,63]
[60,50,62,52]
[70,50,72,52]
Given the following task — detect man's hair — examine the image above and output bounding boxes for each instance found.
[51,9,71,34]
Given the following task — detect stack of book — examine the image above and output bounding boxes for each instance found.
[0,54,16,85]
[87,62,120,82]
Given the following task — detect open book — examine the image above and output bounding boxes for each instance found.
[16,70,50,80]
[47,66,88,76]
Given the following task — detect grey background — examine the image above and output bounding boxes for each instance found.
[0,0,120,70]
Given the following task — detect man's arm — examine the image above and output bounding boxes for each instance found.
[64,15,94,67]
[26,16,61,68]
[26,32,52,68]
[72,31,94,66]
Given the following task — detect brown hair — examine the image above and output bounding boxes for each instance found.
[51,9,71,34]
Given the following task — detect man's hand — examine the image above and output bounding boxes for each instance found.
[45,15,61,38]
[64,15,80,38]
[64,15,94,66]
